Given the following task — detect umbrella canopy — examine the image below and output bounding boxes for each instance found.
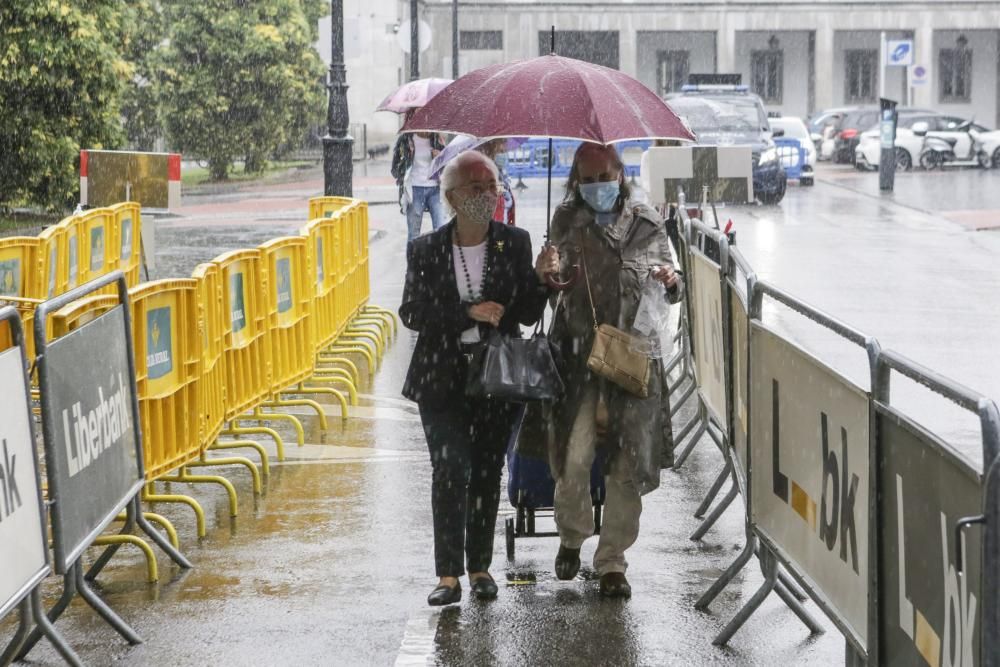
[401,55,694,143]
[429,135,528,179]
[376,78,453,113]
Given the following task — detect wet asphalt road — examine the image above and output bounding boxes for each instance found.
[4,164,999,666]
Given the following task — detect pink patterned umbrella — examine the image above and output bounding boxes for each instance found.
[376,78,453,114]
[401,55,694,144]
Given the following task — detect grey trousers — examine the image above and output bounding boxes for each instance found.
[553,384,642,575]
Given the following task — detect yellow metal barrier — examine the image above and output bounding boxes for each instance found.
[193,263,227,447]
[212,248,289,460]
[109,202,142,286]
[129,279,202,479]
[38,223,67,299]
[260,236,315,392]
[0,236,43,359]
[301,215,342,350]
[79,208,112,284]
[193,262,271,475]
[308,195,355,221]
[213,248,272,416]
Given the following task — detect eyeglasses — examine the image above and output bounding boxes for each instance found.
[453,182,500,196]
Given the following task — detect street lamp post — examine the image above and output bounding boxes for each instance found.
[452,0,458,78]
[323,0,353,196]
[410,0,419,80]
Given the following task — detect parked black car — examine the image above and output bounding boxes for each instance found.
[832,107,879,164]
[833,106,938,164]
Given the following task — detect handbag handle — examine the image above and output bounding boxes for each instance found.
[578,230,600,330]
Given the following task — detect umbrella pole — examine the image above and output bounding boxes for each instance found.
[546,137,553,239]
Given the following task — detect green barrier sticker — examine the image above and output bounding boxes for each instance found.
[121,218,133,260]
[90,226,105,272]
[0,259,21,297]
[316,238,324,286]
[146,306,173,379]
[48,246,57,296]
[230,272,246,333]
[68,236,78,287]
[277,257,292,313]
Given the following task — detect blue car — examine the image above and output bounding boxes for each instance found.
[667,86,787,205]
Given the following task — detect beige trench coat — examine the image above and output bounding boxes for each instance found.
[540,198,684,496]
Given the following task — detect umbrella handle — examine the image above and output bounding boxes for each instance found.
[545,264,581,291]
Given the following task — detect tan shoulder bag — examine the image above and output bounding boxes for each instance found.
[579,234,651,398]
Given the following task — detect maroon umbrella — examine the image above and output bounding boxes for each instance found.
[401,54,695,144]
[403,52,693,289]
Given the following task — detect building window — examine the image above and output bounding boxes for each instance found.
[460,30,502,50]
[845,49,878,103]
[939,35,972,103]
[750,36,783,104]
[657,50,689,96]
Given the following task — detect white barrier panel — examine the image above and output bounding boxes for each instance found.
[0,346,47,617]
[750,323,870,647]
[689,251,728,429]
[877,409,982,667]
[640,145,754,206]
[37,305,142,572]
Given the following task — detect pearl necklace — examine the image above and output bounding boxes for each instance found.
[454,230,489,303]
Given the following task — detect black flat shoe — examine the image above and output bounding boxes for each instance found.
[427,582,462,606]
[470,574,498,600]
[554,545,581,580]
[599,572,632,599]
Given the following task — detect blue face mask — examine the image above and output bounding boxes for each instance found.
[578,181,620,214]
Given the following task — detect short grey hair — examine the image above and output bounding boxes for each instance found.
[439,149,499,196]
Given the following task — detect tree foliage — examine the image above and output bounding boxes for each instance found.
[157,0,326,180]
[0,0,128,212]
[121,0,164,151]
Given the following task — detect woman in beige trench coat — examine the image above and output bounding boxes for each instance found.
[541,142,684,598]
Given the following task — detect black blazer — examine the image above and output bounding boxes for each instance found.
[400,220,549,407]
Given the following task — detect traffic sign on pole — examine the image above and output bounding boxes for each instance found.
[886,40,915,67]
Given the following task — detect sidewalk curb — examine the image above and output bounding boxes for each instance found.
[815,176,937,218]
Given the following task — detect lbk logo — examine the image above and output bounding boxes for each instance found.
[771,379,861,574]
[230,272,247,333]
[146,307,173,380]
[316,238,325,286]
[68,235,79,287]
[277,258,293,314]
[0,259,20,297]
[120,218,133,260]
[895,473,978,667]
[90,226,105,272]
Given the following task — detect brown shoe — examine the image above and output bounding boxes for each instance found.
[599,572,632,599]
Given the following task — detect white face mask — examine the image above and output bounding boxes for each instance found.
[454,190,497,225]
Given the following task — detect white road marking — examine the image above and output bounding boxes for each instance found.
[394,607,442,666]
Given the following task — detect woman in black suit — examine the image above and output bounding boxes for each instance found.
[400,150,558,605]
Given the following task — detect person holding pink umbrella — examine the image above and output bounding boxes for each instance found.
[378,78,453,241]
[390,112,446,241]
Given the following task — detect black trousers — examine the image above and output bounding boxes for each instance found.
[418,399,519,577]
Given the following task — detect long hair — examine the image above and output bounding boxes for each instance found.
[564,143,631,209]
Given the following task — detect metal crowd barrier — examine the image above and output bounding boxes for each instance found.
[0,197,396,665]
[0,203,146,361]
[668,189,1000,666]
[502,138,650,183]
[774,137,806,180]
[0,307,81,666]
[7,273,192,664]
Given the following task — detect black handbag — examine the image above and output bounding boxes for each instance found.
[466,326,564,402]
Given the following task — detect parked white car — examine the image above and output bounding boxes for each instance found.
[769,116,816,185]
[856,115,1000,170]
